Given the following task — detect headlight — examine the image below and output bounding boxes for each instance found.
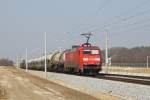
[83,58,88,61]
[95,58,100,61]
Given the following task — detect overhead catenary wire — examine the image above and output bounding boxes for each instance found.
[75,0,150,34]
[115,17,150,28]
[88,8,150,33]
[106,0,150,21]
[69,0,112,34]
[102,17,150,34]
[112,21,150,34]
[95,0,112,14]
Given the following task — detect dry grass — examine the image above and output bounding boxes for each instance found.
[0,85,6,100]
[102,66,150,74]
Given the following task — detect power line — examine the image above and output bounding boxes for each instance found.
[70,0,112,34]
[89,8,150,32]
[108,0,150,21]
[105,17,150,33]
[118,18,150,28]
[95,0,112,14]
[79,0,150,33]
[112,22,150,34]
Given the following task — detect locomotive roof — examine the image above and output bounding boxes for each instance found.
[82,46,100,49]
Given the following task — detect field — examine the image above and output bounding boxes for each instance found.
[0,66,101,100]
[0,66,121,100]
[0,85,6,100]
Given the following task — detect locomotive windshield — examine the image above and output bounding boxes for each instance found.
[83,50,99,55]
[83,50,91,54]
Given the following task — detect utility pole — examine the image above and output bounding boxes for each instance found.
[16,56,18,68]
[105,31,108,72]
[59,48,62,53]
[26,48,28,72]
[18,56,20,68]
[45,32,47,79]
[147,56,149,68]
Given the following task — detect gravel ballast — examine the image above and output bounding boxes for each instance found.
[27,70,150,100]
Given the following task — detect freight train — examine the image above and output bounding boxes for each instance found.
[20,33,102,75]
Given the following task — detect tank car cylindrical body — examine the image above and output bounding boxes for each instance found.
[50,52,61,66]
[48,51,65,72]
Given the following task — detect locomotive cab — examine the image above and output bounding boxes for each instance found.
[80,45,102,75]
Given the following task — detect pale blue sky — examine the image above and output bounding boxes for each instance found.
[0,0,150,61]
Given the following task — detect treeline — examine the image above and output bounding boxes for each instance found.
[102,46,150,63]
[0,58,14,66]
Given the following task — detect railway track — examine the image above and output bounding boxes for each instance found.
[94,73,150,86]
[25,69,150,86]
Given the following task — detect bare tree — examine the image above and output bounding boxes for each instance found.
[0,58,14,66]
[102,46,150,64]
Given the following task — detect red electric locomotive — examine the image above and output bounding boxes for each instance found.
[64,33,102,75]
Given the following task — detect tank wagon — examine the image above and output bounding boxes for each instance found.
[20,33,102,75]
